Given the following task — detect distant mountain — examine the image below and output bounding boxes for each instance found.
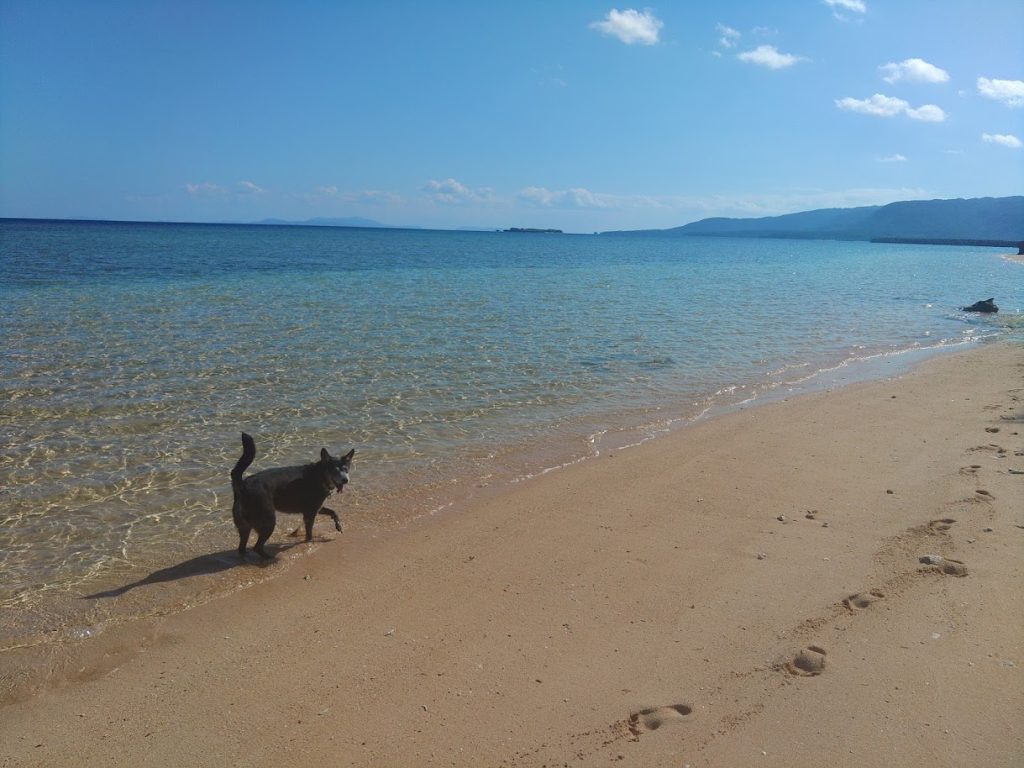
[603,196,1024,243]
[254,216,390,228]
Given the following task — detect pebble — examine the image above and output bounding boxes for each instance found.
[920,554,944,565]
[776,514,786,522]
[983,527,994,532]
[822,521,830,528]
[384,628,396,636]
[757,552,768,560]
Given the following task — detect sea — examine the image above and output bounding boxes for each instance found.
[1,218,1021,662]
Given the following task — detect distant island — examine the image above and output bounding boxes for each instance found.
[503,227,563,234]
[601,196,1024,248]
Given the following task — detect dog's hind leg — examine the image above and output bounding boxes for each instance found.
[232,502,252,558]
[253,517,276,559]
[236,522,252,558]
[319,506,343,532]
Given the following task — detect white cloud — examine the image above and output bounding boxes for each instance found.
[825,0,866,11]
[879,58,950,84]
[905,103,946,122]
[977,77,1024,108]
[236,180,265,194]
[519,186,614,209]
[184,182,225,196]
[315,186,402,205]
[424,178,494,205]
[716,23,741,48]
[835,93,946,122]
[737,45,808,70]
[877,154,907,162]
[982,132,1022,148]
[825,0,866,21]
[835,94,907,117]
[590,8,662,46]
[185,180,266,197]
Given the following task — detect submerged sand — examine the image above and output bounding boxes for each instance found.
[2,341,1022,767]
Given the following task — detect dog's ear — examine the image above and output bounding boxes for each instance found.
[321,448,330,462]
[344,449,355,461]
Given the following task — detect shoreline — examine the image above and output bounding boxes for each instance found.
[2,339,1022,766]
[0,336,990,661]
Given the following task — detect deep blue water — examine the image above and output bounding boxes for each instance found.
[1,218,1021,642]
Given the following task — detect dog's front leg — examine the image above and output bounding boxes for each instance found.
[319,506,343,532]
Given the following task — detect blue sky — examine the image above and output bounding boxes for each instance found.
[1,1,1022,232]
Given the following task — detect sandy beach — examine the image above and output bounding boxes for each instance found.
[2,340,1022,767]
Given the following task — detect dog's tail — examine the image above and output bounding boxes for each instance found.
[231,432,256,493]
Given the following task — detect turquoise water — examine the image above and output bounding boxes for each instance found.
[1,219,1021,647]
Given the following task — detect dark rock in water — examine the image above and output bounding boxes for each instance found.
[961,298,998,313]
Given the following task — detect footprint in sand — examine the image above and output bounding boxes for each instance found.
[976,489,994,500]
[928,518,957,533]
[959,465,982,476]
[844,590,885,610]
[627,704,693,736]
[919,556,969,577]
[786,645,828,677]
[968,444,1006,455]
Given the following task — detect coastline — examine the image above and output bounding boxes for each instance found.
[0,337,988,661]
[2,339,1022,766]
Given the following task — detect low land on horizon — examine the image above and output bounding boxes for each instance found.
[4,195,1023,246]
[601,194,1024,245]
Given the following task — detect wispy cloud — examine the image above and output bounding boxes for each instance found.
[737,45,808,70]
[977,77,1024,108]
[982,132,1022,149]
[519,187,614,209]
[824,0,866,22]
[876,154,907,162]
[184,182,225,197]
[716,23,741,49]
[236,180,265,195]
[835,93,946,122]
[424,178,495,205]
[590,8,663,46]
[517,186,927,218]
[879,58,949,85]
[185,181,267,197]
[315,186,402,205]
[532,65,568,88]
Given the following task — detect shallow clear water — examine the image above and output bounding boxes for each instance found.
[1,219,1021,649]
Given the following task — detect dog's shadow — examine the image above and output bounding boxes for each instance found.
[82,542,302,599]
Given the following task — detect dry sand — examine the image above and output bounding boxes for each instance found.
[2,341,1022,767]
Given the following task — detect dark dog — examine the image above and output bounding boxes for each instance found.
[230,432,354,559]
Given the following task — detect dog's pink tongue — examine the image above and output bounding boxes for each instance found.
[337,484,345,494]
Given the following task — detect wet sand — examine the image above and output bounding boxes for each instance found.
[2,341,1023,767]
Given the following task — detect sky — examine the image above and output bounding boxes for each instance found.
[1,1,1022,233]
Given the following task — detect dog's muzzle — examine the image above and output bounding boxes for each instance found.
[335,472,350,492]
